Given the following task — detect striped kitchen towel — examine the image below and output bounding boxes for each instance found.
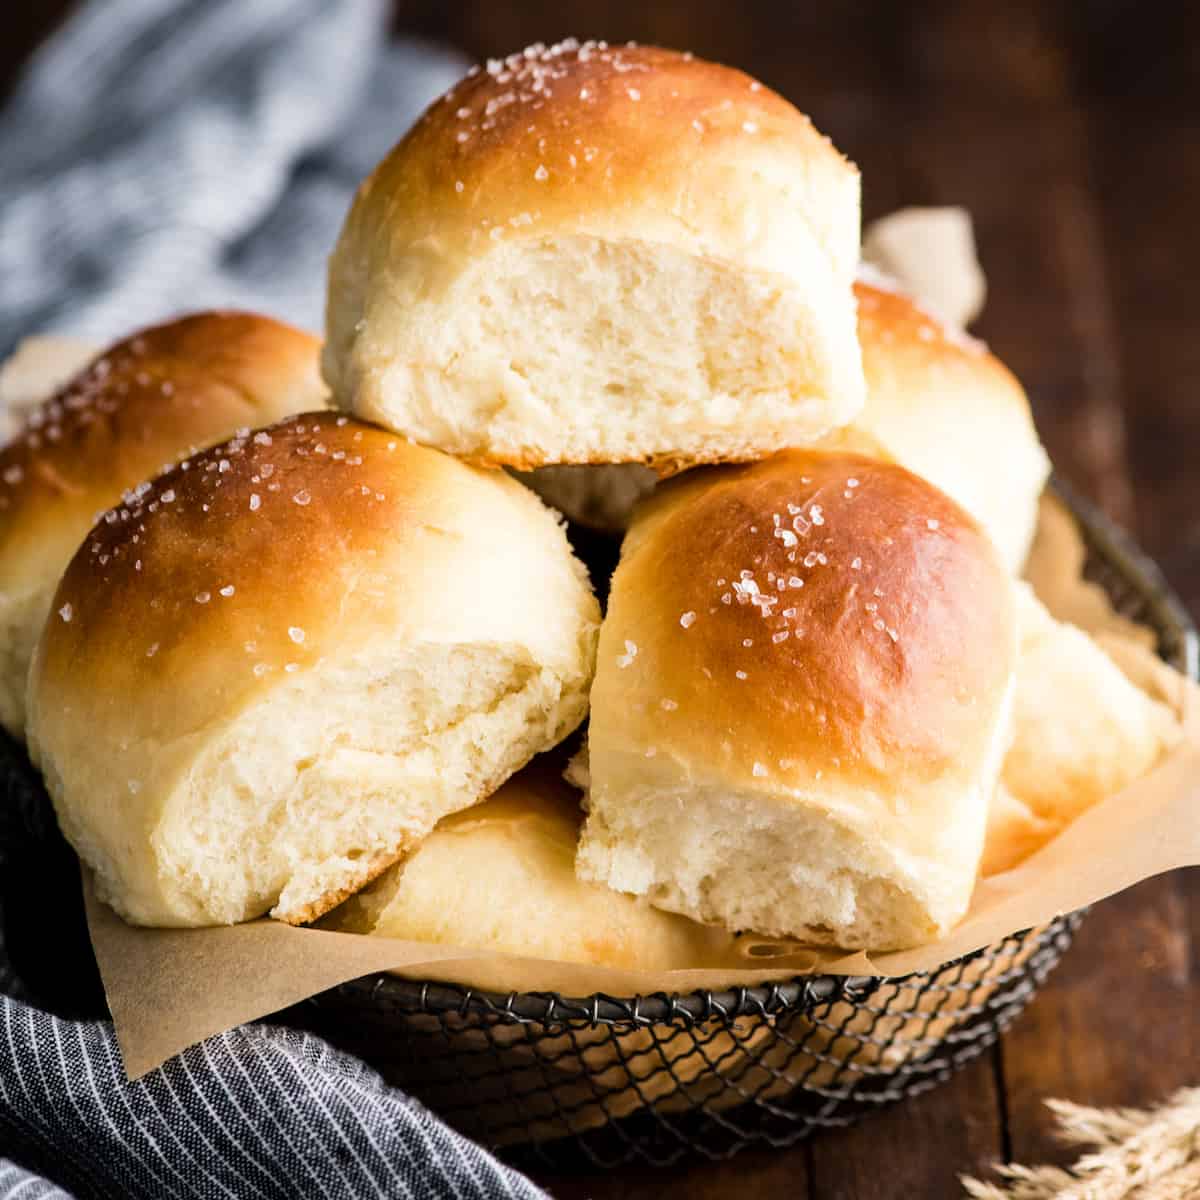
[0,996,544,1200]
[0,0,465,356]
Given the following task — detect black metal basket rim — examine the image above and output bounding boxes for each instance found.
[320,917,1077,1027]
[325,970,872,1025]
[316,488,1195,1027]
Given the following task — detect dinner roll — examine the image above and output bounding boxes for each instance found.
[324,39,864,470]
[982,584,1181,875]
[28,413,599,928]
[327,765,726,969]
[0,312,326,737]
[576,450,1017,951]
[839,278,1049,571]
[520,279,1049,563]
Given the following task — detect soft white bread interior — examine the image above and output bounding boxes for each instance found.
[0,312,327,737]
[576,450,1017,951]
[982,584,1181,874]
[520,279,1049,564]
[27,412,599,927]
[325,764,727,969]
[324,39,864,470]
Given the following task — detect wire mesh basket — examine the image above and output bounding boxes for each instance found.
[294,485,1198,1170]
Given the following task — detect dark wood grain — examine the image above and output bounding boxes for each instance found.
[807,1059,1005,1198]
[1000,879,1196,1170]
[1090,97,1200,597]
[540,1142,814,1200]
[889,0,1137,526]
[3,4,1198,1198]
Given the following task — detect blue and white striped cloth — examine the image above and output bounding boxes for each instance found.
[0,2,551,1196]
[0,0,466,355]
[0,1003,543,1199]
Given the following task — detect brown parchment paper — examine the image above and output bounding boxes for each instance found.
[49,208,1196,1079]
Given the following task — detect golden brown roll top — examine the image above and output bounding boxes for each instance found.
[603,450,1014,788]
[347,41,855,271]
[324,40,864,469]
[29,413,599,928]
[577,449,1018,950]
[0,311,326,735]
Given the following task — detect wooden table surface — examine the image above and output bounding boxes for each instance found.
[5,3,1200,1197]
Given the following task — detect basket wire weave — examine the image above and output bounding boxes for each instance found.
[295,486,1198,1170]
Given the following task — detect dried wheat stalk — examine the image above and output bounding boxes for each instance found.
[962,1087,1200,1199]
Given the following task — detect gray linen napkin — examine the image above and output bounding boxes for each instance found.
[0,0,466,354]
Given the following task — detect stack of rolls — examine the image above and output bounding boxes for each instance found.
[11,40,1180,964]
